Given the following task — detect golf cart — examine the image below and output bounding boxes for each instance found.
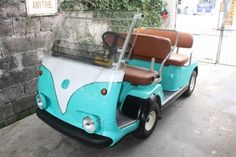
[36,12,198,148]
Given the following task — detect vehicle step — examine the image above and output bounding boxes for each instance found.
[116,110,137,129]
[163,91,175,102]
[162,85,188,110]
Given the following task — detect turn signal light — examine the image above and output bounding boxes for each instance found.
[101,88,107,95]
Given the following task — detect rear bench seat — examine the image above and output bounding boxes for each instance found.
[134,28,193,66]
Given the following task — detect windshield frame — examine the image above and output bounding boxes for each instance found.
[115,13,144,70]
[51,12,144,70]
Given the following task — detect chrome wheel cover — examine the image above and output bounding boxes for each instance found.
[145,111,156,131]
[190,75,196,91]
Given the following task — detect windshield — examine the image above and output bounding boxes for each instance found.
[52,11,143,68]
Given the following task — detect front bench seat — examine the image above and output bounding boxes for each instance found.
[102,32,172,85]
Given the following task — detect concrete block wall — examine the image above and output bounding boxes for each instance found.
[0,0,62,128]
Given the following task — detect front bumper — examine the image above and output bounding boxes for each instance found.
[36,108,113,148]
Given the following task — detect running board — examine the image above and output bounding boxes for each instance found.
[161,85,188,111]
[116,110,137,129]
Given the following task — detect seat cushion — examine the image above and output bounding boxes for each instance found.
[165,53,189,66]
[132,53,189,66]
[124,65,158,85]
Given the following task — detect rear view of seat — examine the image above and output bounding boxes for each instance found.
[134,28,193,66]
[124,34,172,85]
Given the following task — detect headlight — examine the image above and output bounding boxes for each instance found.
[36,94,47,109]
[83,116,96,133]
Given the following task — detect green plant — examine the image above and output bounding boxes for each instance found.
[61,0,166,27]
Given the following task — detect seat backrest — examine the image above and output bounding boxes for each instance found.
[136,28,193,48]
[102,32,172,61]
[132,33,172,60]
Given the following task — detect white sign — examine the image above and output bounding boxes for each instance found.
[26,0,58,16]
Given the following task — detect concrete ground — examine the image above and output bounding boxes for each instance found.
[0,63,235,157]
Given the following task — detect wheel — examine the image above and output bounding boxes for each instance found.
[133,98,159,139]
[184,70,197,96]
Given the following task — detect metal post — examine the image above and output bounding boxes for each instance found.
[216,0,230,64]
[174,0,178,29]
[216,24,224,64]
[116,13,144,70]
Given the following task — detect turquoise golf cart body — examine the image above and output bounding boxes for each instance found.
[36,13,198,147]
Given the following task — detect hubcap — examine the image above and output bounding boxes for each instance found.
[145,111,156,131]
[189,75,196,91]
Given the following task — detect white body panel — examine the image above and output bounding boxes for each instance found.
[42,56,124,114]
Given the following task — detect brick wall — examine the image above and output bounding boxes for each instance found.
[0,0,63,128]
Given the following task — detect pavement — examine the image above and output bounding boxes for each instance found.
[0,63,235,157]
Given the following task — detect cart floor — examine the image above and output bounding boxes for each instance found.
[116,110,137,129]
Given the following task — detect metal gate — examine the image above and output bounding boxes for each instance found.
[218,29,236,66]
[175,0,236,66]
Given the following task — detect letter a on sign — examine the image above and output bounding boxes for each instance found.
[26,0,57,16]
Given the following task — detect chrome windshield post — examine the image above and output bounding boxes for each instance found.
[116,13,144,70]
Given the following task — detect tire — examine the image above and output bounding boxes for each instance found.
[133,98,159,139]
[184,70,197,97]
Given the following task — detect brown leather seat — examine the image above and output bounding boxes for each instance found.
[102,31,190,84]
[131,52,189,67]
[123,34,171,85]
[166,53,189,66]
[135,28,193,48]
[133,28,193,66]
[124,65,158,85]
[132,53,189,66]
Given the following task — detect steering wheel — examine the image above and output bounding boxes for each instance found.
[102,31,133,59]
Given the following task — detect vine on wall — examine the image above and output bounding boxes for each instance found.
[61,0,167,27]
